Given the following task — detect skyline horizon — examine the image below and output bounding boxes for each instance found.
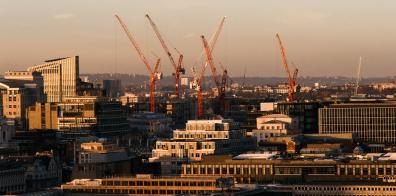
[1,0,396,77]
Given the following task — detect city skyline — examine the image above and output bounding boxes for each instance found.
[1,0,396,77]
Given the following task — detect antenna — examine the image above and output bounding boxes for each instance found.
[355,56,362,95]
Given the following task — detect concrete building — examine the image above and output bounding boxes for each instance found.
[150,119,256,174]
[0,118,16,148]
[0,80,43,128]
[58,96,129,137]
[26,96,129,137]
[26,103,58,130]
[27,56,79,102]
[319,103,396,144]
[62,175,233,195]
[4,71,44,90]
[275,102,330,134]
[128,112,172,136]
[253,114,300,144]
[72,140,131,179]
[182,153,396,184]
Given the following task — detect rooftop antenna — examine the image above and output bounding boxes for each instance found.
[355,56,362,95]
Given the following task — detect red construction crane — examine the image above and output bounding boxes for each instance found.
[115,14,161,112]
[275,33,298,102]
[146,14,185,98]
[192,16,226,117]
[201,35,227,115]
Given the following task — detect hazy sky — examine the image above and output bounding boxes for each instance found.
[1,0,396,77]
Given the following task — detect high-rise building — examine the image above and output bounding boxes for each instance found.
[319,103,396,144]
[27,56,79,102]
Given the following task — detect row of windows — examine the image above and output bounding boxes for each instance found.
[295,186,396,192]
[102,180,216,187]
[184,164,396,176]
[66,188,213,195]
[185,165,272,175]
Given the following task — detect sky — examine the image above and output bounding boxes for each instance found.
[1,0,396,77]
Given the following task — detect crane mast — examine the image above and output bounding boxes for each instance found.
[188,17,225,117]
[201,35,221,89]
[276,33,296,102]
[201,35,227,115]
[146,14,185,98]
[115,14,160,112]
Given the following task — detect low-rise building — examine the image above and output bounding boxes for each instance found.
[71,139,131,179]
[182,153,396,184]
[0,160,26,194]
[128,112,172,136]
[150,119,256,174]
[253,114,300,144]
[62,175,234,195]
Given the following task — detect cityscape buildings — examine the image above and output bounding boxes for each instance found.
[2,2,396,195]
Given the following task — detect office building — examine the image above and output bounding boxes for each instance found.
[319,103,396,144]
[252,114,300,144]
[26,103,58,130]
[182,153,396,184]
[275,102,330,134]
[72,140,131,179]
[27,56,79,102]
[62,175,233,195]
[150,119,256,174]
[26,96,129,137]
[58,96,129,137]
[0,80,43,128]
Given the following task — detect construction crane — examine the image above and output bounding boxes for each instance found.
[145,14,185,98]
[192,16,226,117]
[115,14,162,112]
[191,16,226,81]
[275,33,298,102]
[355,56,362,95]
[201,35,227,115]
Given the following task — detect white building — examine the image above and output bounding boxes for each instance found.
[150,119,256,174]
[252,114,300,144]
